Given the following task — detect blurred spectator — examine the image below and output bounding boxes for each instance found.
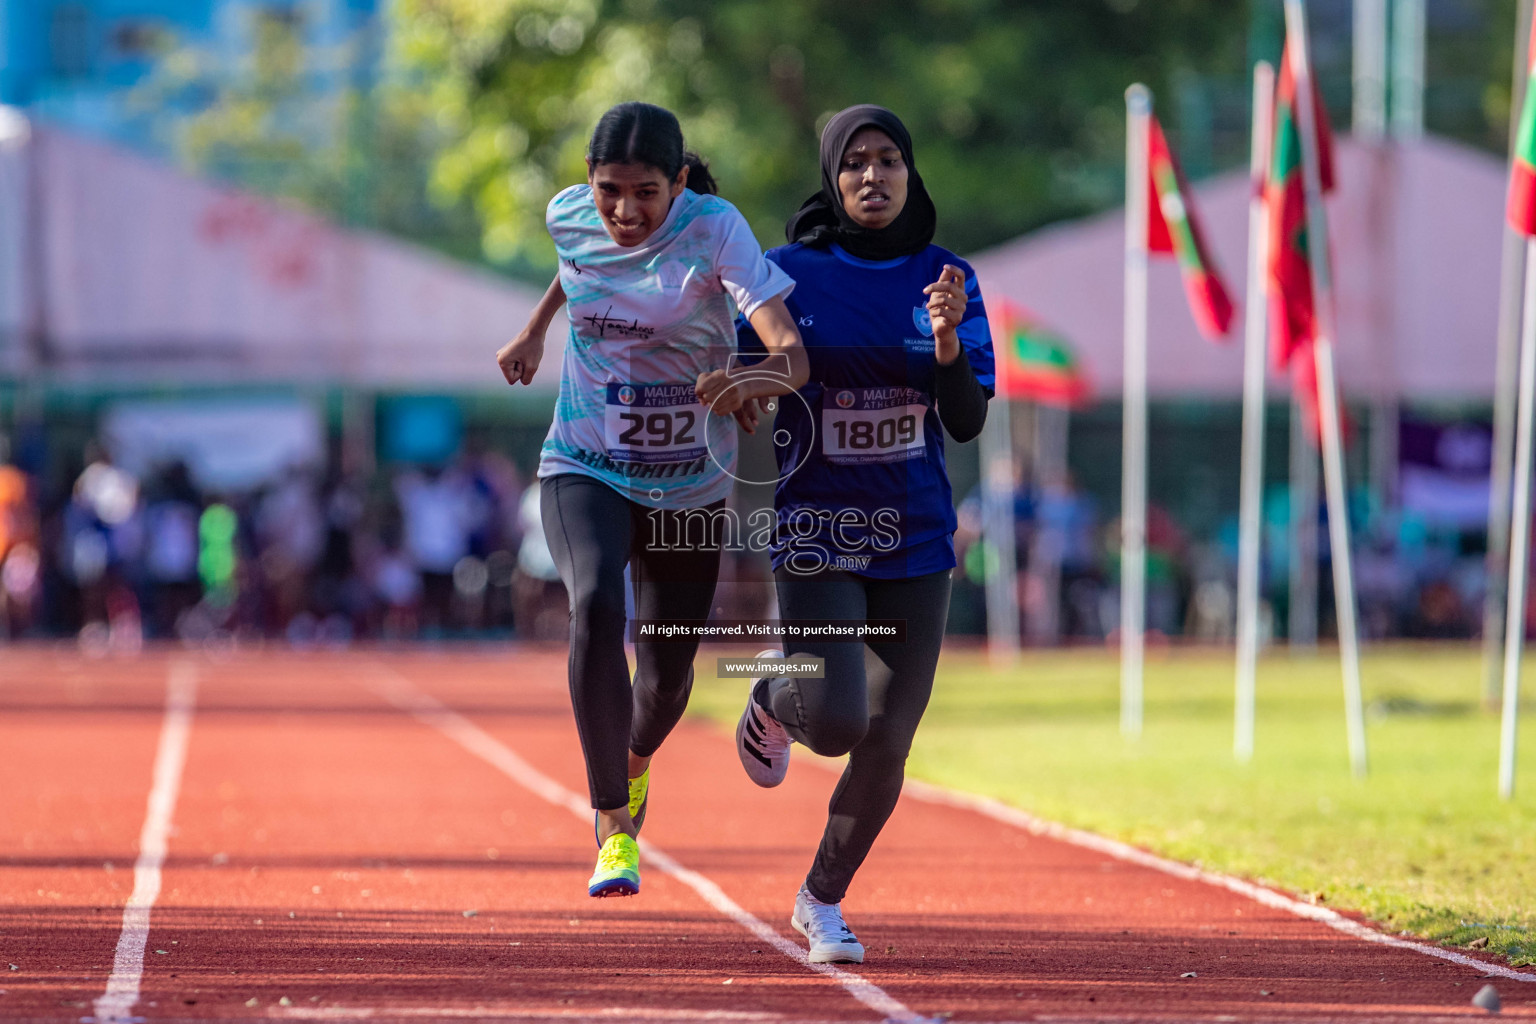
[369,532,422,640]
[394,464,481,635]
[255,466,326,632]
[1034,470,1102,640]
[4,418,1507,649]
[452,446,522,632]
[1354,528,1412,639]
[512,482,567,641]
[1413,579,1467,638]
[1105,502,1188,641]
[1185,543,1235,642]
[0,437,40,638]
[65,445,144,650]
[140,462,202,638]
[311,471,368,640]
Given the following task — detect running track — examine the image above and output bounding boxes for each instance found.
[2,647,1531,1024]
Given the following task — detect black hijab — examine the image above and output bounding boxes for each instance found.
[785,105,936,261]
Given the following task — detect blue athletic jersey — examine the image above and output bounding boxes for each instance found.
[739,243,994,579]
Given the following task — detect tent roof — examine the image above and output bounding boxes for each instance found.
[968,134,1507,401]
[3,120,1509,402]
[2,119,566,392]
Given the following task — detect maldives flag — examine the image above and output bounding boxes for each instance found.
[1266,41,1337,371]
[1508,16,1536,236]
[1147,116,1235,340]
[990,303,1090,407]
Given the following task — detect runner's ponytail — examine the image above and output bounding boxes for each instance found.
[682,151,717,195]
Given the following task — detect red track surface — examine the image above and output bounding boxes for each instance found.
[2,646,1532,1023]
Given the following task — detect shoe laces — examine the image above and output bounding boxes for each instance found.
[801,891,856,941]
[597,834,637,872]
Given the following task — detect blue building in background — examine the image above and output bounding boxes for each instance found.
[0,0,379,150]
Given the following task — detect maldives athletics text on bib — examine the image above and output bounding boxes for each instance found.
[604,382,710,465]
[820,386,929,465]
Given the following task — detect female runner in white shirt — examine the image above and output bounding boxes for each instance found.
[497,102,806,897]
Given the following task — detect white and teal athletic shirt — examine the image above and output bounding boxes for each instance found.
[537,184,794,509]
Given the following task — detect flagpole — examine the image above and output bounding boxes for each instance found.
[1351,0,1388,143]
[1284,0,1369,777]
[1290,395,1319,648]
[981,393,1020,666]
[1390,0,1426,141]
[1484,0,1533,711]
[1121,84,1152,739]
[1501,245,1536,800]
[1025,402,1067,645]
[1235,61,1276,764]
[1489,237,1529,706]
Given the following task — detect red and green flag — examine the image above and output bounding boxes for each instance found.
[990,303,1090,407]
[1508,15,1536,236]
[1267,41,1340,440]
[1265,41,1337,372]
[1147,115,1235,340]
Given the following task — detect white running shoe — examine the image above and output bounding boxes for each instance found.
[736,649,791,787]
[791,886,865,964]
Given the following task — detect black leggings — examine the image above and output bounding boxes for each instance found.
[763,567,952,904]
[540,474,722,811]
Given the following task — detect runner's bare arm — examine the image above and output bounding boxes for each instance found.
[697,296,807,420]
[497,276,566,386]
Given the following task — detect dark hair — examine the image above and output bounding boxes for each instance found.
[681,151,717,195]
[588,101,717,195]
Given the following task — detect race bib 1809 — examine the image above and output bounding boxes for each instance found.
[820,387,929,465]
[604,383,708,464]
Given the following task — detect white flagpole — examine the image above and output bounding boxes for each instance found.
[1290,397,1319,648]
[1284,0,1369,777]
[1352,0,1388,143]
[982,394,1020,666]
[1484,0,1533,710]
[1235,61,1276,764]
[1488,235,1529,705]
[1500,244,1536,800]
[1121,84,1152,739]
[1390,0,1426,141]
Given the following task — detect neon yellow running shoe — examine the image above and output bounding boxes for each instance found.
[588,833,640,898]
[592,766,649,846]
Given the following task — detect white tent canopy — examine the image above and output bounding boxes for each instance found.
[1,115,1507,403]
[0,112,566,391]
[968,135,1506,401]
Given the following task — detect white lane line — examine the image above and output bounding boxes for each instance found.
[901,778,1536,984]
[88,660,199,1024]
[367,668,938,1024]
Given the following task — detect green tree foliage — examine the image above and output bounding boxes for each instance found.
[128,1,1528,279]
[1478,0,1522,151]
[129,7,484,263]
[397,0,1251,270]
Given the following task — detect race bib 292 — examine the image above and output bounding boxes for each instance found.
[604,383,708,464]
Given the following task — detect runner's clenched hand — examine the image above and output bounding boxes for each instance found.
[922,264,966,365]
[497,328,545,386]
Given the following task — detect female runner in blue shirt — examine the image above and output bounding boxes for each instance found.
[735,105,993,964]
